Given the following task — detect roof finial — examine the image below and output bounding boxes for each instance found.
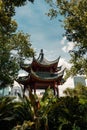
[38,49,44,61]
[40,49,43,53]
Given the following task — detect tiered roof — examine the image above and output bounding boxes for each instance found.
[21,49,61,72]
[17,49,64,95]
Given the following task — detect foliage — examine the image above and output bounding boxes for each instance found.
[0,96,18,130]
[12,90,41,130]
[12,121,35,130]
[14,88,58,130]
[63,84,87,103]
[1,88,87,130]
[0,0,34,88]
[47,96,87,130]
[14,95,34,123]
[45,0,87,77]
[0,94,35,130]
[37,87,58,130]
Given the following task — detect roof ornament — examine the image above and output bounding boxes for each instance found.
[37,49,44,62]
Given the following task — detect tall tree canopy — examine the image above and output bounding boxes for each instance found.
[46,0,87,78]
[0,0,34,88]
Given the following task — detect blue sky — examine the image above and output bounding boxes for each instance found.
[14,0,74,65]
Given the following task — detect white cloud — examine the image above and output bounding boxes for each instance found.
[62,41,75,52]
[60,36,75,53]
[61,36,66,45]
[59,58,71,69]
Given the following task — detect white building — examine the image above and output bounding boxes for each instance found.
[59,76,86,96]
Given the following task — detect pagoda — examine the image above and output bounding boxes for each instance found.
[17,49,64,97]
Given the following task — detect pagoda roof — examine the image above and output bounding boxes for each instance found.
[20,63,62,73]
[33,56,60,67]
[30,69,64,82]
[17,68,64,85]
[20,49,60,72]
[32,49,60,67]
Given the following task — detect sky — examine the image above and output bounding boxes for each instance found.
[14,0,74,66]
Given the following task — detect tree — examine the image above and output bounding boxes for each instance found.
[0,0,34,89]
[14,95,34,124]
[45,0,87,77]
[47,96,87,130]
[63,84,87,104]
[0,96,18,130]
[38,87,57,130]
[0,95,35,130]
